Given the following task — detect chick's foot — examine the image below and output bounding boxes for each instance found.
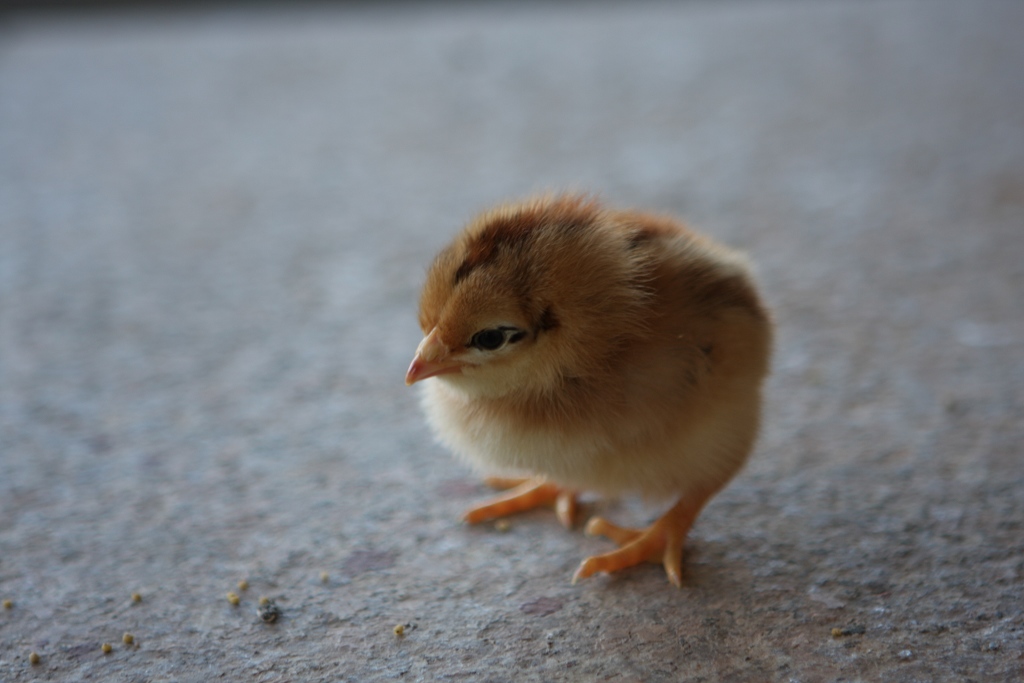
[463,477,578,529]
[574,494,711,587]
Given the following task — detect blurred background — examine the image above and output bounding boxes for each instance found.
[1,1,1022,681]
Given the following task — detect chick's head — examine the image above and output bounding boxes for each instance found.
[407,195,652,399]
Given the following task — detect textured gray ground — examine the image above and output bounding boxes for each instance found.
[1,1,1023,681]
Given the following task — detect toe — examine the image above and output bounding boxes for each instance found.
[583,516,643,546]
[555,492,577,529]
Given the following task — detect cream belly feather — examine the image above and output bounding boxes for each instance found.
[420,376,760,501]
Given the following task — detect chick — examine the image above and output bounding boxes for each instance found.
[406,195,772,586]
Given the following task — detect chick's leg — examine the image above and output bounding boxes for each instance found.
[463,477,578,529]
[574,492,713,587]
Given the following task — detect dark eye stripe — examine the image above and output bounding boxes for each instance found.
[497,326,527,344]
[471,329,505,350]
[469,326,527,351]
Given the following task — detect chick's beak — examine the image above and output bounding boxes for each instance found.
[405,327,464,385]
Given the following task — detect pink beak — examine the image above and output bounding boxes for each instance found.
[405,328,464,385]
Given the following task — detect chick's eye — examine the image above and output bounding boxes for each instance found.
[470,328,505,351]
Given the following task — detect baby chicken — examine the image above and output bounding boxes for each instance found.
[406,195,772,586]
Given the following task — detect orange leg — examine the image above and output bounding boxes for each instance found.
[463,477,578,529]
[573,492,714,587]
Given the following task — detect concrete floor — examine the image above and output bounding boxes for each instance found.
[1,1,1022,681]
